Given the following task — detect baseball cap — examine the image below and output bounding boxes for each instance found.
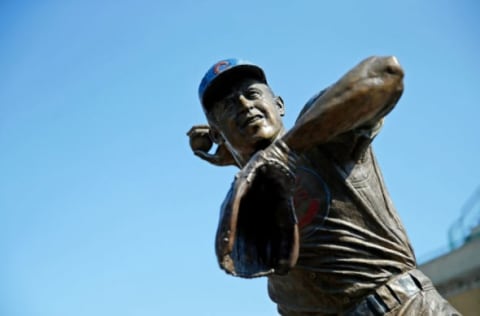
[198,58,267,111]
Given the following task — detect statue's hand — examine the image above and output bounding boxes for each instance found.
[187,125,238,167]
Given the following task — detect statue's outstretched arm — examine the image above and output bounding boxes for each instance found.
[284,56,404,152]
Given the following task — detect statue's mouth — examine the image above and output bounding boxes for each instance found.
[241,114,264,128]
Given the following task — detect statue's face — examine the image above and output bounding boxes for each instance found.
[207,79,285,159]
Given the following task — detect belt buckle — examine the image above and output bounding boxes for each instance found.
[398,274,420,296]
[387,272,421,303]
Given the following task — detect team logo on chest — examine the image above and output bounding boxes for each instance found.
[294,167,331,228]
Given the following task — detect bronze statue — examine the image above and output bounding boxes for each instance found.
[188,57,461,315]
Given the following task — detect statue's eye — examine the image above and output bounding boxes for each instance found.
[245,89,261,99]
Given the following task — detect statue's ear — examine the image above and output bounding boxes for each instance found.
[276,96,285,116]
[209,126,224,144]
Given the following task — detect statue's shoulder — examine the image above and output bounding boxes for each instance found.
[295,89,328,123]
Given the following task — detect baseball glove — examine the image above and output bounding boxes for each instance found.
[215,140,300,278]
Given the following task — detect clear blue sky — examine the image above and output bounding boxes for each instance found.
[1,1,479,315]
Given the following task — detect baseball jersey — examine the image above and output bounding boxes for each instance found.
[267,120,417,315]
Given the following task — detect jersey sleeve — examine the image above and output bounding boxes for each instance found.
[296,89,386,161]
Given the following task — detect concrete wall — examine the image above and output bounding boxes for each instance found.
[420,234,480,316]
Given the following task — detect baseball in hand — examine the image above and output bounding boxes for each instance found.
[188,128,213,152]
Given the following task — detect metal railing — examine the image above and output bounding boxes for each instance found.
[448,186,480,250]
[418,186,480,264]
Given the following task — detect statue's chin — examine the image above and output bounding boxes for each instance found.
[227,125,284,164]
[245,123,280,142]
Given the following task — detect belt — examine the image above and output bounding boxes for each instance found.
[345,269,433,316]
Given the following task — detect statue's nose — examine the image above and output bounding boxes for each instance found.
[238,94,254,109]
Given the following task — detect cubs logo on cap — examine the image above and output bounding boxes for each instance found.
[213,60,231,75]
[198,58,267,108]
